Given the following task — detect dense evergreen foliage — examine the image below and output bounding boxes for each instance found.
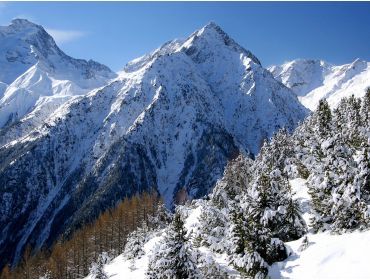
[146,211,200,279]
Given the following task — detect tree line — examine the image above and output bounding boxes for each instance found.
[1,191,164,279]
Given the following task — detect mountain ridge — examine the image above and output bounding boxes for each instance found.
[269,58,370,110]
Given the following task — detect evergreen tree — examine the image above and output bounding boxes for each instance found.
[356,146,370,202]
[243,174,288,264]
[211,154,252,208]
[228,202,269,278]
[89,252,110,279]
[360,88,370,127]
[255,128,295,174]
[316,99,332,138]
[146,211,200,279]
[195,203,228,253]
[197,253,227,279]
[308,134,369,232]
[149,202,172,230]
[123,221,149,261]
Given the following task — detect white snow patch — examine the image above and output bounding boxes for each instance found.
[290,178,311,225]
[270,230,370,278]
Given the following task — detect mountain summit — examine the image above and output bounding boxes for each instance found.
[0,22,307,267]
[0,19,117,130]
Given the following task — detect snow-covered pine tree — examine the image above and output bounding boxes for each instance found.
[293,99,332,176]
[146,211,200,279]
[331,182,369,232]
[243,173,288,264]
[89,252,111,279]
[308,134,347,231]
[360,88,370,128]
[335,95,363,147]
[197,253,228,279]
[228,201,268,279]
[149,201,172,230]
[308,132,369,232]
[211,154,253,209]
[253,135,307,242]
[315,99,332,138]
[330,143,370,232]
[271,172,307,241]
[123,221,149,261]
[356,146,370,202]
[194,203,228,253]
[255,128,295,174]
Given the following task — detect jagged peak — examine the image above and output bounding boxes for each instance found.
[10,18,40,28]
[1,18,47,36]
[0,18,116,84]
[201,21,224,34]
[183,22,261,65]
[1,18,58,54]
[122,22,262,74]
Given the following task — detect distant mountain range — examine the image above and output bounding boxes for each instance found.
[269,58,370,110]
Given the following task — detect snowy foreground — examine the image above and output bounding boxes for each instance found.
[270,230,370,278]
[88,178,370,279]
[98,230,370,279]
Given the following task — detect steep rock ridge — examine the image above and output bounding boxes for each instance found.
[269,58,370,110]
[0,19,117,130]
[0,22,307,267]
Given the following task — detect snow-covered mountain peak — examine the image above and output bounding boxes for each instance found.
[123,22,261,76]
[181,22,261,66]
[269,58,370,110]
[0,19,117,129]
[2,18,47,37]
[0,19,115,85]
[0,18,61,63]
[10,18,38,28]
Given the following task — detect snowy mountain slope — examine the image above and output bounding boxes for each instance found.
[0,22,308,267]
[269,59,370,110]
[0,19,117,130]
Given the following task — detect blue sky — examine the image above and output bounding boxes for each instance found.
[1,2,369,71]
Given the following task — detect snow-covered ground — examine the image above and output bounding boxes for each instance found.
[98,205,238,279]
[104,234,163,279]
[290,178,311,225]
[270,230,370,279]
[94,178,370,279]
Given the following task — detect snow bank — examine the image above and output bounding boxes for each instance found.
[270,230,370,278]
